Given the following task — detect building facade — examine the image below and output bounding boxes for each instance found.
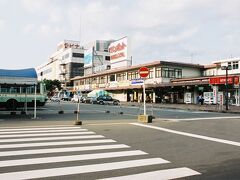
[72,58,240,106]
[36,40,112,88]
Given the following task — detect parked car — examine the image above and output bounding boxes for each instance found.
[50,96,61,102]
[71,95,81,103]
[97,95,120,105]
[83,97,98,104]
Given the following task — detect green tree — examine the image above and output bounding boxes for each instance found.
[42,79,62,95]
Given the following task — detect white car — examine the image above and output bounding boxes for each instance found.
[71,95,81,103]
[51,96,61,102]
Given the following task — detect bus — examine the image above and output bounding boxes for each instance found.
[0,68,48,110]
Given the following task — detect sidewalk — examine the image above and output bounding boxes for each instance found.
[120,102,240,114]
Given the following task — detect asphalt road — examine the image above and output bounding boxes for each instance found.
[0,101,239,179]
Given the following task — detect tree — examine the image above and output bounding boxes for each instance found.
[42,79,62,96]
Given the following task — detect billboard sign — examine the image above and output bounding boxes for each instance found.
[209,76,239,85]
[84,48,93,67]
[109,37,128,62]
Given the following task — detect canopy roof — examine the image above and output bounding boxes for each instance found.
[0,68,37,78]
[0,68,37,85]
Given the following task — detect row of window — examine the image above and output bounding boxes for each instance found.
[75,67,182,85]
[62,53,110,60]
[228,61,239,69]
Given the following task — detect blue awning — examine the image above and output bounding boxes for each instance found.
[0,68,37,78]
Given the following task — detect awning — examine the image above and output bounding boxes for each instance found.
[0,68,37,85]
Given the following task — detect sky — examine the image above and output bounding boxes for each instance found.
[1,0,240,69]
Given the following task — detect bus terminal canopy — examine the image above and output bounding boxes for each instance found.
[0,68,37,85]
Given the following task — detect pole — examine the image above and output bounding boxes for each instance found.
[226,68,229,110]
[143,79,146,115]
[34,84,37,119]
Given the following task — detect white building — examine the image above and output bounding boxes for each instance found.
[36,40,113,88]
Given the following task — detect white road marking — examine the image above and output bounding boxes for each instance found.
[0,144,130,157]
[0,139,116,149]
[0,158,169,180]
[164,116,240,121]
[0,150,148,167]
[0,135,104,143]
[0,126,81,132]
[0,131,95,138]
[99,167,201,180]
[131,123,240,147]
[0,125,74,129]
[0,128,87,135]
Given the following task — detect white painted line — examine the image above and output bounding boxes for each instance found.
[165,116,240,121]
[0,126,81,132]
[0,139,116,149]
[0,150,148,167]
[99,167,201,180]
[0,128,87,135]
[0,131,95,138]
[0,144,130,157]
[0,158,169,180]
[0,135,104,143]
[0,125,74,129]
[131,123,240,147]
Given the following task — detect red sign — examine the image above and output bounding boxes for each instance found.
[139,67,149,78]
[209,76,239,85]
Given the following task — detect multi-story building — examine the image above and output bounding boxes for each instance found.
[36,40,112,88]
[72,57,240,106]
[72,60,204,103]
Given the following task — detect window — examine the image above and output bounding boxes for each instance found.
[162,67,169,78]
[148,68,154,78]
[155,67,161,78]
[117,73,126,81]
[233,61,239,69]
[100,76,106,84]
[109,74,115,81]
[80,80,84,85]
[105,56,110,61]
[72,53,84,58]
[168,68,175,78]
[175,69,182,78]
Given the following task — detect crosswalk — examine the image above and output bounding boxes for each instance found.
[0,125,201,180]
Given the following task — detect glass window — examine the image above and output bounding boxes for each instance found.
[155,67,161,78]
[148,68,153,78]
[233,61,239,69]
[175,69,182,78]
[168,68,175,78]
[162,67,169,78]
[109,74,115,81]
[72,53,84,58]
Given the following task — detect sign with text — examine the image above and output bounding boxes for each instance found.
[109,37,128,62]
[209,76,239,85]
[138,67,149,78]
[84,47,93,67]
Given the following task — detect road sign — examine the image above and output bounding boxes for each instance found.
[139,67,149,78]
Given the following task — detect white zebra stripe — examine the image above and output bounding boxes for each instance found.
[0,144,130,157]
[0,131,95,138]
[0,126,81,132]
[0,158,169,180]
[99,167,201,180]
[0,135,104,143]
[0,150,148,167]
[0,128,87,135]
[0,139,116,149]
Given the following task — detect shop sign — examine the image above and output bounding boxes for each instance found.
[209,76,239,85]
[109,37,128,62]
[131,78,144,85]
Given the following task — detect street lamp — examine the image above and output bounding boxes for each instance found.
[221,65,232,110]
